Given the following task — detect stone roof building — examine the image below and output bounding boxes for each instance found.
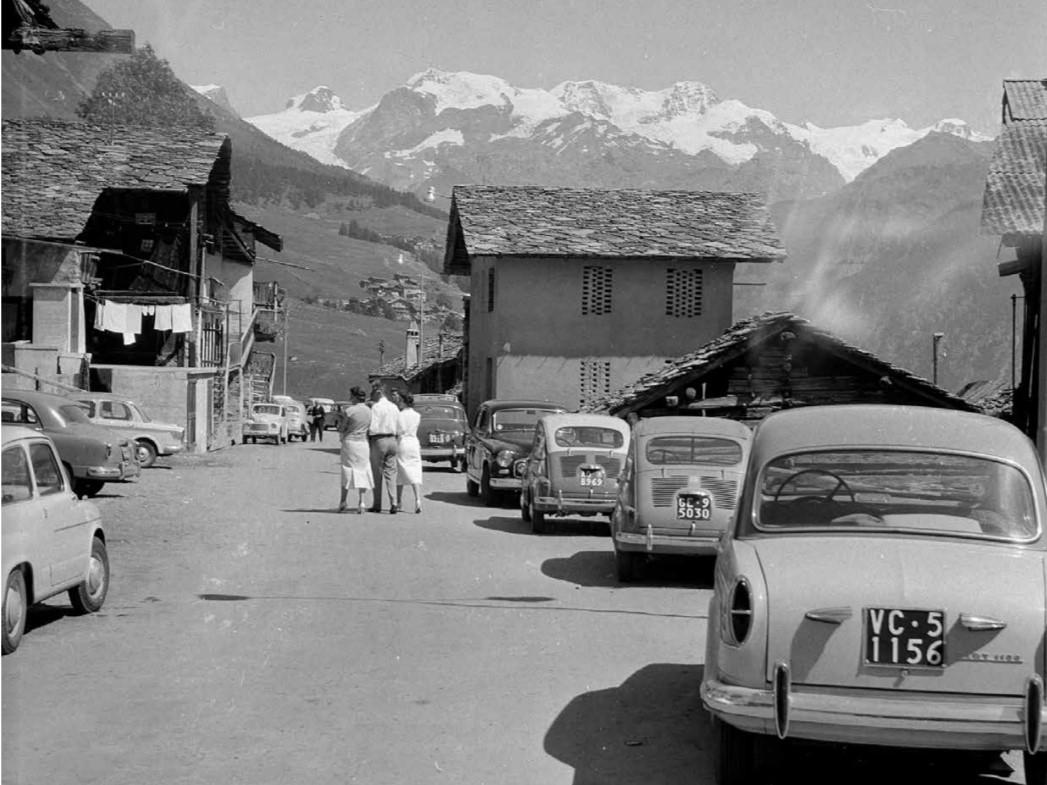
[442,185,785,414]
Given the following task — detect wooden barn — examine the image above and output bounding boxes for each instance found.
[583,312,980,423]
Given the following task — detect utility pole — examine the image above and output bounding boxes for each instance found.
[932,332,944,387]
[282,300,289,396]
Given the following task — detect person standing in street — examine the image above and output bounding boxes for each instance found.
[337,386,373,513]
[308,401,326,442]
[394,391,424,513]
[367,385,400,513]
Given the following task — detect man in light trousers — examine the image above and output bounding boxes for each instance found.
[367,386,400,513]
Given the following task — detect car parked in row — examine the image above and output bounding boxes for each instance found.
[519,412,631,534]
[1,390,140,498]
[273,396,309,442]
[701,405,1047,785]
[242,402,288,445]
[415,394,468,472]
[465,399,567,506]
[610,416,752,582]
[2,426,110,654]
[74,392,184,468]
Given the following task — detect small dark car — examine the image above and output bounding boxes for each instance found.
[464,399,567,506]
[414,394,468,471]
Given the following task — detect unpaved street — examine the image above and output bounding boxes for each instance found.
[1,441,1028,784]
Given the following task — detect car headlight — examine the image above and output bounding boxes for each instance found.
[513,458,528,477]
[495,449,516,468]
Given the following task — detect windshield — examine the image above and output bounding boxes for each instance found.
[646,435,743,466]
[492,408,558,433]
[419,404,465,421]
[59,404,91,424]
[554,426,624,449]
[254,405,282,416]
[755,449,1038,541]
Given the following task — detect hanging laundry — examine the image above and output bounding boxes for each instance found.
[93,300,107,332]
[142,305,155,317]
[124,304,143,335]
[154,305,173,331]
[122,332,136,345]
[171,303,193,334]
[101,300,128,333]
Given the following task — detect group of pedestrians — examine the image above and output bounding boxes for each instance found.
[336,384,423,515]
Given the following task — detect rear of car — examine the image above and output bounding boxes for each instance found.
[701,405,1047,784]
[611,416,751,580]
[281,402,309,441]
[521,413,630,533]
[416,398,468,470]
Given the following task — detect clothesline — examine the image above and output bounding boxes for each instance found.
[94,299,193,346]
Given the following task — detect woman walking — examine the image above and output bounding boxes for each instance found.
[338,386,373,513]
[394,391,424,513]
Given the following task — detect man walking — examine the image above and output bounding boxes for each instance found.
[308,401,326,442]
[367,386,400,512]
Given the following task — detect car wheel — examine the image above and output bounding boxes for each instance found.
[135,439,158,468]
[615,547,640,583]
[2,569,27,655]
[466,476,479,497]
[531,499,550,534]
[69,537,109,614]
[713,717,776,785]
[480,465,497,506]
[73,478,105,498]
[1025,752,1047,785]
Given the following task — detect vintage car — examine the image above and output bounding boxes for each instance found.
[242,402,288,445]
[1,390,140,498]
[304,397,336,430]
[415,394,468,471]
[610,416,752,582]
[518,412,631,534]
[464,399,567,506]
[272,397,309,441]
[700,405,1047,785]
[2,426,110,654]
[74,391,184,468]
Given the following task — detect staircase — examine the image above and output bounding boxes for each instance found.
[244,351,276,409]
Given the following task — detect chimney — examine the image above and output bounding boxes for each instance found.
[405,321,420,366]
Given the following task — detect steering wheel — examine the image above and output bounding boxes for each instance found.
[773,469,855,504]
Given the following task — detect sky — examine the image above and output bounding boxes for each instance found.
[86,0,1045,133]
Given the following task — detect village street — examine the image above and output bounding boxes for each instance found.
[0,442,1030,785]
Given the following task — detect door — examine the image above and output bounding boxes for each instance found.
[96,400,134,434]
[29,441,86,587]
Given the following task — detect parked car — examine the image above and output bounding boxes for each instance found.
[274,399,309,442]
[701,404,1047,785]
[306,397,336,430]
[610,416,752,582]
[2,426,110,654]
[73,391,184,468]
[242,402,288,445]
[519,412,631,534]
[464,399,567,505]
[1,390,140,498]
[415,394,468,472]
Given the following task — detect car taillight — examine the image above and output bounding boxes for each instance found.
[105,442,112,459]
[728,578,752,645]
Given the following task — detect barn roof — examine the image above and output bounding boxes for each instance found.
[981,79,1047,238]
[582,312,979,416]
[443,185,786,275]
[371,333,463,381]
[1,119,230,242]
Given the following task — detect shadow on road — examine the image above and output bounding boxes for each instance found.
[25,603,74,636]
[426,490,482,506]
[473,514,532,535]
[545,663,711,785]
[281,507,349,514]
[542,551,716,589]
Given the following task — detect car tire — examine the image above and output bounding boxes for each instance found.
[615,547,640,583]
[1025,752,1047,785]
[3,569,27,655]
[480,465,497,506]
[68,537,109,615]
[452,457,465,473]
[531,499,550,534]
[135,439,158,468]
[73,478,105,498]
[713,717,775,785]
[466,476,479,497]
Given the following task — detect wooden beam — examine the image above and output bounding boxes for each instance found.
[4,27,134,54]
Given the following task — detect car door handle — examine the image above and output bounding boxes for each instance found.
[960,614,1006,631]
[805,607,853,624]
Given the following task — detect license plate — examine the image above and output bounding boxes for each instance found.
[676,492,712,520]
[579,474,604,487]
[429,433,448,444]
[865,608,945,668]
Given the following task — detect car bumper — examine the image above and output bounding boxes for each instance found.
[421,446,462,461]
[614,528,719,555]
[488,475,520,490]
[86,460,139,482]
[701,678,1047,752]
[535,494,616,516]
[158,441,185,456]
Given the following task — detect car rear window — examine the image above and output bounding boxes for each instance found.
[418,405,465,420]
[254,405,282,416]
[646,435,743,466]
[554,426,624,448]
[755,449,1038,541]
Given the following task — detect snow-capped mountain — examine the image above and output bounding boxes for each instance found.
[244,70,990,201]
[191,83,238,117]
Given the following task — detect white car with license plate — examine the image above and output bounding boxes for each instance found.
[701,404,1047,784]
[242,402,288,445]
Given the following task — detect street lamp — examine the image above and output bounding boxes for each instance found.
[932,332,944,386]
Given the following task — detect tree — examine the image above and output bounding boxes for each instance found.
[78,44,214,130]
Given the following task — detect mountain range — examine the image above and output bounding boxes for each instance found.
[243,70,991,204]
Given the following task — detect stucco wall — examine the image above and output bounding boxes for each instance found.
[207,250,254,326]
[465,256,738,413]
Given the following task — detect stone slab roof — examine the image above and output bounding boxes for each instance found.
[982,80,1047,238]
[372,333,463,380]
[583,312,979,416]
[2,119,230,241]
[443,186,786,275]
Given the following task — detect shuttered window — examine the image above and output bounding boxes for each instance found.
[487,269,495,312]
[581,266,613,315]
[665,268,703,317]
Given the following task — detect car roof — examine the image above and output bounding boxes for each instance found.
[481,399,568,411]
[540,412,630,432]
[751,405,1039,466]
[633,415,753,439]
[1,425,51,446]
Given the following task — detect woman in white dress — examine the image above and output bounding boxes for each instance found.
[338,386,374,513]
[394,391,423,513]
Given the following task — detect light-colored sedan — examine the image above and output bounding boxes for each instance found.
[701,404,1047,785]
[74,392,184,468]
[242,402,288,445]
[2,426,110,654]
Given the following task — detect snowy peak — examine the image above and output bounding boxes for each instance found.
[286,85,344,113]
[406,68,515,113]
[191,83,238,116]
[926,118,991,142]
